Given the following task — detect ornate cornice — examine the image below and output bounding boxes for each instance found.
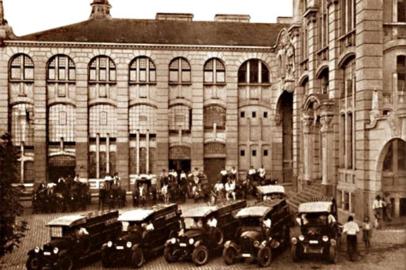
[4,40,276,53]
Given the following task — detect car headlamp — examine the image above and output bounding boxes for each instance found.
[126,241,132,248]
[291,237,298,245]
[170,238,176,244]
[107,241,113,248]
[322,235,329,242]
[34,247,40,253]
[253,240,260,248]
[189,238,195,245]
[260,241,267,248]
[53,247,59,254]
[298,235,305,241]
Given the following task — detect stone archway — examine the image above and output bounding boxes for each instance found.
[48,155,76,183]
[377,138,406,217]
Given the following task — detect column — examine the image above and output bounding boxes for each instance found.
[33,57,47,183]
[0,50,8,134]
[136,131,140,175]
[320,111,335,196]
[191,60,204,171]
[96,133,100,179]
[302,115,314,184]
[225,65,239,170]
[146,130,150,173]
[106,133,110,175]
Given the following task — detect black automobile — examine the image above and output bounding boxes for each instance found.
[291,201,341,263]
[26,211,121,270]
[164,200,246,266]
[256,184,286,201]
[101,203,181,268]
[223,199,291,267]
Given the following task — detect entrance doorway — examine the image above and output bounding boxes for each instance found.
[278,91,293,183]
[48,155,76,183]
[204,158,225,186]
[169,160,191,175]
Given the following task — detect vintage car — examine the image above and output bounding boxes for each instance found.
[291,201,340,263]
[223,199,291,267]
[164,200,246,266]
[101,203,181,268]
[256,185,286,201]
[26,211,121,270]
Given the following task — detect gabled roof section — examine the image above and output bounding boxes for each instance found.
[14,18,288,47]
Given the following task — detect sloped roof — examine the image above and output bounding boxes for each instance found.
[15,18,288,47]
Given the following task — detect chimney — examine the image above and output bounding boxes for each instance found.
[214,14,251,23]
[277,17,293,24]
[156,13,193,21]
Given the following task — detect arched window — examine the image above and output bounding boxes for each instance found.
[238,59,270,84]
[10,103,34,146]
[89,56,116,83]
[204,58,225,84]
[47,55,75,98]
[129,56,156,84]
[10,54,34,82]
[48,55,75,82]
[89,104,117,138]
[399,0,406,22]
[204,105,226,129]
[169,57,191,84]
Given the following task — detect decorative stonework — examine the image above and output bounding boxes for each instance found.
[320,113,334,133]
[327,0,339,8]
[304,8,318,25]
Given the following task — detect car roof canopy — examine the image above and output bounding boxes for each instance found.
[118,209,155,222]
[298,201,332,213]
[257,185,285,195]
[47,214,87,227]
[236,205,271,218]
[182,206,218,218]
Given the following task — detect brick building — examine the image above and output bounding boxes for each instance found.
[0,0,405,219]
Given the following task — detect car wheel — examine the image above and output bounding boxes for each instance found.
[131,246,145,268]
[58,257,74,270]
[223,245,238,265]
[291,245,301,262]
[26,256,42,270]
[213,228,224,245]
[164,246,179,263]
[257,246,272,267]
[192,245,209,266]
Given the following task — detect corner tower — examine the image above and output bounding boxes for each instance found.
[90,0,112,19]
[0,0,15,41]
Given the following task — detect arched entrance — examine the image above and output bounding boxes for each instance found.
[169,145,191,174]
[378,138,406,217]
[204,142,226,185]
[277,91,293,182]
[48,155,76,183]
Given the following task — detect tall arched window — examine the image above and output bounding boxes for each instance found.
[129,56,156,84]
[238,59,270,84]
[398,0,406,22]
[89,56,116,83]
[47,55,75,98]
[9,54,34,97]
[169,57,191,84]
[397,55,406,95]
[48,104,75,143]
[204,58,225,84]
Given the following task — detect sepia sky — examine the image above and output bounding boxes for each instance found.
[3,0,293,36]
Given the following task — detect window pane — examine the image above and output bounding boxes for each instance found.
[68,68,75,81]
[262,63,269,83]
[99,69,107,81]
[399,0,406,22]
[170,60,178,70]
[59,111,67,125]
[204,71,213,83]
[170,71,178,82]
[150,70,156,82]
[238,63,247,83]
[130,70,137,82]
[217,71,225,83]
[58,68,66,80]
[48,68,56,80]
[100,111,108,125]
[109,69,116,81]
[250,60,259,83]
[90,69,97,81]
[182,71,191,82]
[11,67,21,80]
[181,59,190,69]
[24,67,34,80]
[140,70,147,82]
[205,59,214,70]
[216,59,225,71]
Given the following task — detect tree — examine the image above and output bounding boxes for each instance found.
[0,133,28,257]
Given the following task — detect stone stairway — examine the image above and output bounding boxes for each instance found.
[286,182,326,212]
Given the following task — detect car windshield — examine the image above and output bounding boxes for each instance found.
[299,213,329,226]
[263,193,284,200]
[183,217,204,230]
[239,216,262,227]
[49,226,64,238]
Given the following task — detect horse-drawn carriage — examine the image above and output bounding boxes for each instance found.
[32,181,91,213]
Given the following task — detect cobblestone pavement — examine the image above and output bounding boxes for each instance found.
[1,201,405,270]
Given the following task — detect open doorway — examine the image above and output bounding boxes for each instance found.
[169,159,191,175]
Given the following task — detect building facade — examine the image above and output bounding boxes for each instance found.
[0,0,405,219]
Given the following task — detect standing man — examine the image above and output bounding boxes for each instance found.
[372,195,384,229]
[343,216,360,261]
